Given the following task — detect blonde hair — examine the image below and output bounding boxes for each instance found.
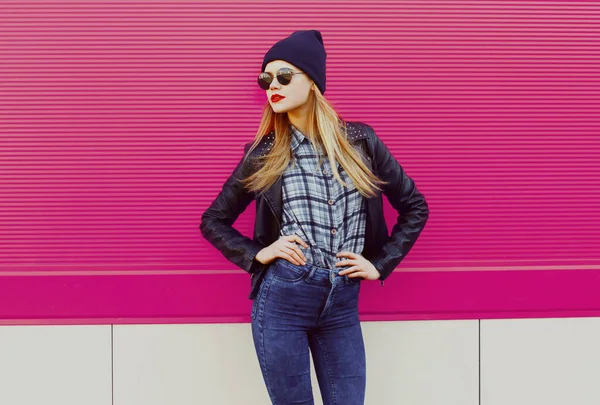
[241,86,388,198]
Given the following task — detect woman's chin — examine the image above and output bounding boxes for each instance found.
[271,104,289,113]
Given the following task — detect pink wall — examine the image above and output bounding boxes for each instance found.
[1,1,598,324]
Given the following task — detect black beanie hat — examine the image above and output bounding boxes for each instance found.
[261,29,327,94]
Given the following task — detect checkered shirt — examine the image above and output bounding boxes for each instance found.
[280,124,367,270]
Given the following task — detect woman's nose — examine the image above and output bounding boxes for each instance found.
[269,77,281,90]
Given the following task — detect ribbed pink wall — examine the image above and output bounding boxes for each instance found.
[1,1,598,324]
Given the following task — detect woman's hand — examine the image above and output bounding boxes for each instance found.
[335,251,381,281]
[255,234,309,266]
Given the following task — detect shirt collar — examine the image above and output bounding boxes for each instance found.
[289,123,327,157]
[289,123,307,154]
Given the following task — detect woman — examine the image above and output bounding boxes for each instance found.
[200,29,429,405]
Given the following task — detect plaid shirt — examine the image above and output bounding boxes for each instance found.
[280,124,367,270]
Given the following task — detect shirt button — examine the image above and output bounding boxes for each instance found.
[323,169,329,175]
[328,199,334,205]
[331,228,337,234]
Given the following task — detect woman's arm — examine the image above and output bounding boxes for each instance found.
[199,143,265,274]
[366,127,430,281]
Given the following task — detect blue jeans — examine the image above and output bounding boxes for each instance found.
[251,258,366,405]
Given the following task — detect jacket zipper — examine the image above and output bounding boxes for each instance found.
[264,193,281,231]
[250,194,280,282]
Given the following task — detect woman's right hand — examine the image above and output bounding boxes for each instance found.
[255,234,309,266]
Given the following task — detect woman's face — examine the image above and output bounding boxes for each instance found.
[263,60,313,114]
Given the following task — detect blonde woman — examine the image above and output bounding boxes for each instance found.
[200,29,429,405]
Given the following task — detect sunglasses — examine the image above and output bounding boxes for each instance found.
[257,67,305,90]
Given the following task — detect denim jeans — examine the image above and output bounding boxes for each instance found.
[251,258,366,405]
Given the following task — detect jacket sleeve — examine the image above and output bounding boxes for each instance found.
[199,142,265,274]
[366,126,430,281]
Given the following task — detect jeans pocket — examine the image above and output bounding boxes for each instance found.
[272,260,308,283]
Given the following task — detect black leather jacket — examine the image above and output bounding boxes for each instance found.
[200,121,429,300]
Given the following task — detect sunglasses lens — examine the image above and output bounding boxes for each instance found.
[257,73,272,90]
[277,69,293,85]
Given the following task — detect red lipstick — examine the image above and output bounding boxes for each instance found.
[271,94,285,102]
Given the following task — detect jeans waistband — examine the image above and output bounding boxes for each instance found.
[275,257,342,274]
[274,258,357,286]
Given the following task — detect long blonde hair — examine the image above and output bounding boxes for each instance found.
[241,87,388,198]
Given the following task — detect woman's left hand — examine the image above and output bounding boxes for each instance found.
[335,251,381,281]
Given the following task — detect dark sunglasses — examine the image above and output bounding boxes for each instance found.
[257,67,305,90]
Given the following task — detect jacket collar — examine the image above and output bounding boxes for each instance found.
[255,121,369,158]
